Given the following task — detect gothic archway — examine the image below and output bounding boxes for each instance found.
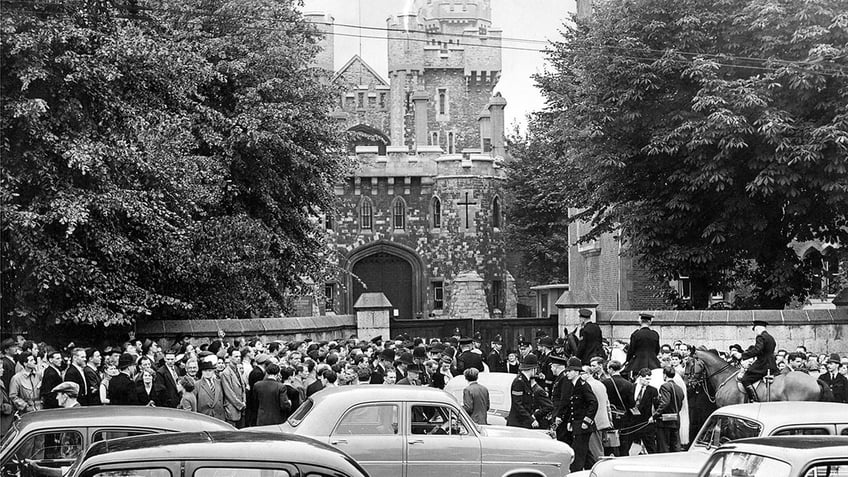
[346,241,424,319]
[347,124,390,155]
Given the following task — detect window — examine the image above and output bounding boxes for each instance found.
[324,213,333,231]
[540,292,549,318]
[803,462,848,477]
[432,197,441,229]
[368,95,376,107]
[357,92,364,108]
[360,199,373,231]
[288,398,313,427]
[492,280,502,311]
[92,430,154,442]
[703,452,790,477]
[91,470,172,477]
[379,92,387,109]
[492,196,501,228]
[393,199,405,230]
[695,415,761,448]
[438,89,447,115]
[324,283,335,312]
[333,404,399,435]
[410,405,469,436]
[430,131,439,147]
[772,427,829,436]
[482,137,492,153]
[9,430,84,463]
[447,132,454,154]
[433,281,444,310]
[195,469,291,477]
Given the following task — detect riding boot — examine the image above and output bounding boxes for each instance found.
[744,385,758,403]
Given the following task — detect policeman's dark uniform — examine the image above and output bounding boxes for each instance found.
[507,355,537,429]
[456,338,484,376]
[622,313,661,379]
[575,308,607,365]
[548,355,573,442]
[487,335,505,372]
[739,320,779,401]
[563,357,597,472]
[536,337,556,392]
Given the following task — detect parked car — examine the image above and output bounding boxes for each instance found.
[577,401,848,477]
[0,407,234,477]
[443,372,516,425]
[250,385,574,477]
[66,431,369,477]
[697,436,848,477]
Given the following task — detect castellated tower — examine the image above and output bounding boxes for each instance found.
[387,0,502,151]
[303,12,335,74]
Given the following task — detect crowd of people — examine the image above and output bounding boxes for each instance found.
[1,309,846,473]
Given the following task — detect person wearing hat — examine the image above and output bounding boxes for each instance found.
[455,338,484,377]
[196,359,225,420]
[107,353,139,405]
[245,353,269,427]
[576,308,606,365]
[431,354,454,389]
[622,313,661,380]
[517,335,533,363]
[536,336,555,393]
[1,338,19,392]
[487,335,505,372]
[547,354,572,442]
[820,353,847,403]
[394,352,414,382]
[370,348,395,384]
[506,354,538,428]
[396,363,423,386]
[52,382,81,408]
[563,357,598,472]
[735,320,779,403]
[411,346,431,385]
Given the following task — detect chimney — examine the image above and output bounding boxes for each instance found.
[478,107,491,152]
[487,93,507,158]
[576,0,592,21]
[412,91,429,150]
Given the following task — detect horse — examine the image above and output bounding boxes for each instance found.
[693,349,831,407]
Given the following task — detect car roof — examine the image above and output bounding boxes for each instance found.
[311,384,458,405]
[79,431,364,474]
[13,406,235,433]
[713,402,848,428]
[715,436,848,462]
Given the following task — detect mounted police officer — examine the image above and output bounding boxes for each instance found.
[622,313,661,380]
[575,308,606,364]
[507,354,538,428]
[734,320,779,402]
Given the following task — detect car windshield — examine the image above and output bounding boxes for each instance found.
[0,424,19,454]
[700,451,790,477]
[287,398,313,427]
[695,414,762,449]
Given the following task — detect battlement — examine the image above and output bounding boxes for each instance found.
[418,0,492,23]
[348,146,505,180]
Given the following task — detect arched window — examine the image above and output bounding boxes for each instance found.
[360,199,373,231]
[430,131,439,147]
[393,198,406,230]
[492,196,501,228]
[438,89,447,115]
[432,197,441,229]
[447,132,455,154]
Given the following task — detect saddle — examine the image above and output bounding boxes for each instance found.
[735,374,776,401]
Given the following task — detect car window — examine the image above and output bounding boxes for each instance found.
[194,468,290,477]
[91,470,171,477]
[333,404,399,435]
[703,452,790,477]
[695,415,761,448]
[10,430,84,461]
[803,462,848,477]
[842,428,848,436]
[772,428,829,436]
[0,425,19,454]
[287,399,313,427]
[92,430,156,442]
[410,405,469,436]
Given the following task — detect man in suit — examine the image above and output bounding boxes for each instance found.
[253,363,291,426]
[820,353,847,403]
[63,348,88,405]
[602,360,635,442]
[83,349,102,406]
[735,320,779,402]
[153,350,181,408]
[563,357,598,472]
[109,353,139,405]
[455,338,484,376]
[221,348,247,428]
[623,313,661,379]
[576,308,606,365]
[462,368,490,425]
[40,351,65,409]
[245,353,269,427]
[195,360,225,420]
[1,339,18,392]
[652,366,685,453]
[369,348,394,384]
[619,368,658,455]
[487,335,505,372]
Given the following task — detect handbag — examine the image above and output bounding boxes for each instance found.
[602,428,621,447]
[660,384,680,422]
[609,377,627,420]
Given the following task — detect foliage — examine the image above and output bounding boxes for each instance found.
[1,0,349,329]
[528,0,848,308]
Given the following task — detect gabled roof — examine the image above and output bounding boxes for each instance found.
[332,55,389,86]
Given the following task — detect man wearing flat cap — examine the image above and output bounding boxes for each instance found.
[735,320,779,403]
[820,353,847,403]
[52,382,81,408]
[507,354,538,428]
[623,313,661,380]
[576,308,606,365]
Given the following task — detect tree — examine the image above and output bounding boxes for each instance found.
[1,0,349,331]
[527,0,848,308]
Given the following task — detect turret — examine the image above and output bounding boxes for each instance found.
[303,12,335,73]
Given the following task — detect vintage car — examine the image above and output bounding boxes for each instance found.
[0,406,234,477]
[443,372,517,425]
[696,436,848,477]
[577,401,848,477]
[250,385,575,477]
[66,431,369,477]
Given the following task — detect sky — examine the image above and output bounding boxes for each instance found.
[300,0,576,132]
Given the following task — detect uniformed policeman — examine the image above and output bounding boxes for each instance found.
[507,354,538,428]
[537,336,555,392]
[622,312,661,380]
[487,335,505,372]
[563,357,598,472]
[455,337,484,376]
[548,354,572,442]
[734,320,779,402]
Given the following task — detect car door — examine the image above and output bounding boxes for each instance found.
[1,428,85,477]
[405,403,482,477]
[328,403,403,477]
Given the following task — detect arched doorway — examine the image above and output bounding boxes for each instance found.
[347,124,390,155]
[347,242,424,319]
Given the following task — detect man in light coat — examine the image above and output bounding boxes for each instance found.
[582,366,614,460]
[221,349,247,428]
[462,368,490,425]
[195,360,225,421]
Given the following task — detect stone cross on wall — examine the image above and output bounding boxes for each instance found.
[456,190,479,233]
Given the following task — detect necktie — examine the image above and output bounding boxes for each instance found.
[636,385,644,404]
[208,379,214,393]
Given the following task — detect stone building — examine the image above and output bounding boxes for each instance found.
[309,0,518,320]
